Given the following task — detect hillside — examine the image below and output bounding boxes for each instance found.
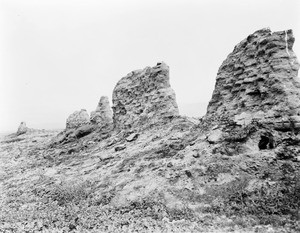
[1,28,300,232]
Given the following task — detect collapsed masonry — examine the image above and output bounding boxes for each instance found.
[65,96,113,130]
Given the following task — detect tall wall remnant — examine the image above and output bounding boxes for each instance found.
[206,28,300,130]
[90,96,113,126]
[112,62,179,129]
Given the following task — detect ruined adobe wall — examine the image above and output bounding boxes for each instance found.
[206,28,300,130]
[90,96,113,126]
[112,62,179,129]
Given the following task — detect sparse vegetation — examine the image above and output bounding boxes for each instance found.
[203,164,300,231]
[1,126,300,232]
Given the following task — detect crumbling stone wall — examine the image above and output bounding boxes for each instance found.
[112,62,179,129]
[90,96,113,126]
[206,28,300,131]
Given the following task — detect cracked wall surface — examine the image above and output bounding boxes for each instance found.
[206,28,300,130]
[112,62,179,129]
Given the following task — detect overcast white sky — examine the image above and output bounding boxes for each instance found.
[0,0,299,132]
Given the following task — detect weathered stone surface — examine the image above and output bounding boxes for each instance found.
[126,133,139,142]
[273,115,300,131]
[72,125,95,139]
[17,122,28,135]
[114,144,126,152]
[90,96,113,125]
[112,62,179,129]
[234,111,265,126]
[206,28,300,130]
[207,129,223,144]
[66,109,90,129]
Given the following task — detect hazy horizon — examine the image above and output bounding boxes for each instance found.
[0,102,208,134]
[0,0,299,132]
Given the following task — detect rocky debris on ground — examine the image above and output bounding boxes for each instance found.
[66,109,90,129]
[55,109,95,144]
[90,96,113,126]
[112,62,179,130]
[114,144,126,151]
[207,128,223,144]
[17,122,28,135]
[126,133,139,142]
[69,125,96,139]
[206,28,300,132]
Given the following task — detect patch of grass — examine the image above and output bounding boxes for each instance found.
[204,165,300,230]
[33,179,96,206]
